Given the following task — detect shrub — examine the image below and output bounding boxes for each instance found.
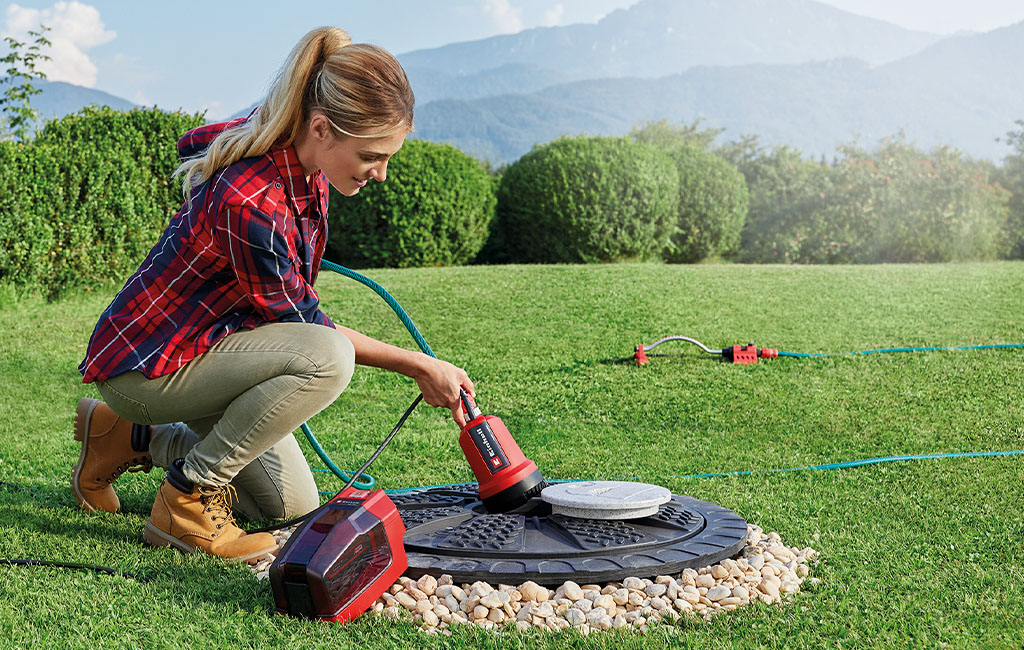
[664,144,749,263]
[998,120,1024,259]
[724,140,832,264]
[728,135,1008,264]
[0,142,61,287]
[327,139,495,268]
[34,106,204,217]
[495,136,678,263]
[0,107,204,298]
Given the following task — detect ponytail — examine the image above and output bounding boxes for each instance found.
[174,26,413,197]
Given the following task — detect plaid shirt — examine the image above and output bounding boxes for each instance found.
[80,118,334,383]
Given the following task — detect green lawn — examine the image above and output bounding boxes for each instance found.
[1,262,1022,649]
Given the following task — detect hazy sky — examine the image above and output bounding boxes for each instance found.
[3,0,1024,119]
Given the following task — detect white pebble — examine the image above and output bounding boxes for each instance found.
[706,586,731,602]
[645,583,667,597]
[560,581,584,601]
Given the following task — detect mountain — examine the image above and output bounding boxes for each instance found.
[404,63,572,105]
[398,0,940,92]
[12,78,135,124]
[411,21,1024,163]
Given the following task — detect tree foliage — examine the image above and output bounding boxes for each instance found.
[327,139,495,268]
[729,134,1009,263]
[629,118,723,153]
[998,120,1024,259]
[494,136,678,263]
[0,26,51,141]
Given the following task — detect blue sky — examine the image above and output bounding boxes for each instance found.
[3,0,1024,120]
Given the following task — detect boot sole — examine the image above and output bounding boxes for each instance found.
[71,397,101,513]
[143,520,277,564]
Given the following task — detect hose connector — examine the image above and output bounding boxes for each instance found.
[721,344,779,364]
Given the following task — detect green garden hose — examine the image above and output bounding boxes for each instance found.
[299,260,439,491]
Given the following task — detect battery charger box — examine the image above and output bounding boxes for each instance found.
[269,489,408,621]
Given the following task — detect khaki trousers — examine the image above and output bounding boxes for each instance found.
[96,322,355,521]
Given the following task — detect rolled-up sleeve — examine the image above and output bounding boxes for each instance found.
[215,203,334,328]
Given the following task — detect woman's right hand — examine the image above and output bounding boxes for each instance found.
[411,355,475,428]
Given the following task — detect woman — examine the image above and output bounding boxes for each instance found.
[73,27,473,562]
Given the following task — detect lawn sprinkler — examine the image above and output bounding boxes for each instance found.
[634,336,777,365]
[269,390,546,621]
[632,334,1024,365]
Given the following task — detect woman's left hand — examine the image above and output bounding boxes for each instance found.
[411,356,475,427]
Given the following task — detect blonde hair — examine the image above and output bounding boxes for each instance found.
[174,26,414,197]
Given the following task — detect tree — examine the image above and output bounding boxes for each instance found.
[663,144,748,263]
[0,26,51,141]
[998,120,1024,259]
[630,118,723,153]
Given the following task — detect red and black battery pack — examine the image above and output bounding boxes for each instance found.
[459,410,546,512]
[269,488,407,621]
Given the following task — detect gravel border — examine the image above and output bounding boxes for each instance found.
[252,523,819,634]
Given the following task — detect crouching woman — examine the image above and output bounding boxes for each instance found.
[72,26,473,562]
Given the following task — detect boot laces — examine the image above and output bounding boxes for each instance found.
[198,484,238,529]
[100,456,154,485]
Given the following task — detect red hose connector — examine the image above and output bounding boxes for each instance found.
[634,344,649,365]
[759,347,779,359]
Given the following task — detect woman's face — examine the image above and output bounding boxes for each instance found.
[298,113,407,196]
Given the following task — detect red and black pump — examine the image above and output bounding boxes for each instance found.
[269,487,408,621]
[458,389,547,512]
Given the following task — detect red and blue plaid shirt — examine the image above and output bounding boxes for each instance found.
[80,118,334,383]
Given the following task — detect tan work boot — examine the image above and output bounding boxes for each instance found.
[71,397,153,513]
[143,459,277,563]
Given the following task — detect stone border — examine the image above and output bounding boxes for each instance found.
[253,523,819,635]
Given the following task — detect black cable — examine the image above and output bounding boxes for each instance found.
[0,558,153,582]
[245,393,424,535]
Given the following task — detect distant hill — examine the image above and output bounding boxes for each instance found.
[398,0,940,89]
[235,0,941,116]
[18,0,1019,165]
[9,78,135,126]
[411,21,1024,163]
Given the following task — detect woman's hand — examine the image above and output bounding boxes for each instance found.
[411,356,475,428]
[331,324,476,427]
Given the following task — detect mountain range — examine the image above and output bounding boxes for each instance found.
[12,0,1023,163]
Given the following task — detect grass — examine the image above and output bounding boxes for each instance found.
[1,261,1022,649]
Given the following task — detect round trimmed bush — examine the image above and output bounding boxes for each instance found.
[495,136,678,263]
[665,145,749,263]
[327,139,495,268]
[1,107,203,298]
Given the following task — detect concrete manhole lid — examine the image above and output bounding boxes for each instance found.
[391,483,748,585]
[540,481,672,519]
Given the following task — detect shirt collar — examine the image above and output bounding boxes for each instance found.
[270,145,321,216]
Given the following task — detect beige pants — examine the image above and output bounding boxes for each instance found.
[96,322,355,521]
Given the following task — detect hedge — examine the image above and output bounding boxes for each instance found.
[0,107,204,298]
[327,139,495,268]
[494,136,678,263]
[665,145,748,263]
